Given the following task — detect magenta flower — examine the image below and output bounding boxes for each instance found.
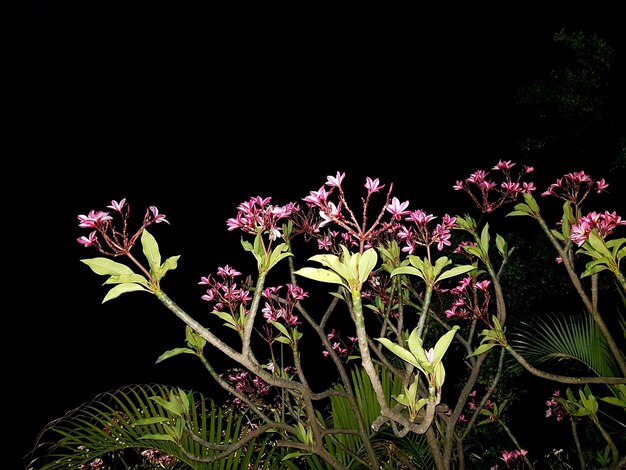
[492,159,515,171]
[107,198,127,213]
[77,210,113,229]
[149,206,169,224]
[386,196,410,221]
[596,178,609,192]
[455,160,534,213]
[77,231,98,247]
[365,176,384,194]
[325,171,345,189]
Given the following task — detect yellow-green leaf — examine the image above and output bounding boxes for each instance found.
[81,258,134,276]
[102,283,149,303]
[141,229,161,272]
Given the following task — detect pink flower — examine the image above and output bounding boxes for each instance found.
[326,171,345,189]
[107,198,127,213]
[596,178,609,192]
[149,206,169,224]
[493,160,515,170]
[365,177,384,194]
[303,185,330,206]
[386,197,410,221]
[77,231,98,247]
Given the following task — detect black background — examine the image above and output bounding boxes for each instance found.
[13,3,626,468]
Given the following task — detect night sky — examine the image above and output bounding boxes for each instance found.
[14,4,625,468]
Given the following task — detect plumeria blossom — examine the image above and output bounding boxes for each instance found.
[498,448,529,468]
[397,211,457,255]
[541,170,607,204]
[325,171,346,190]
[365,176,384,194]
[570,210,625,246]
[223,368,271,408]
[76,199,169,256]
[199,265,251,315]
[296,173,398,252]
[454,161,535,213]
[443,275,492,324]
[545,390,568,422]
[386,196,410,221]
[321,328,357,358]
[260,284,309,327]
[226,196,296,241]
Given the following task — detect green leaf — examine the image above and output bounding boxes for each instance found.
[599,396,626,407]
[160,255,180,276]
[253,232,265,267]
[390,265,424,280]
[433,360,446,388]
[155,347,195,363]
[407,328,428,364]
[267,242,293,272]
[376,337,422,371]
[586,230,613,258]
[495,234,506,256]
[523,192,539,213]
[463,245,484,258]
[432,256,452,278]
[102,283,148,303]
[133,416,169,425]
[271,321,290,337]
[282,452,311,461]
[185,325,206,350]
[467,342,496,358]
[294,267,349,288]
[358,248,378,283]
[435,264,475,282]
[506,210,533,217]
[212,311,238,327]
[141,229,161,272]
[81,258,135,276]
[241,237,253,253]
[551,228,565,242]
[480,223,490,255]
[562,201,573,239]
[581,260,609,278]
[104,273,149,286]
[432,326,459,367]
[138,433,176,442]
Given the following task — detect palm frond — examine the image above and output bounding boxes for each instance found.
[27,383,279,470]
[371,432,434,469]
[510,311,619,377]
[322,365,403,468]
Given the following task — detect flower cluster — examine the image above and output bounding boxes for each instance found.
[226,196,297,241]
[541,170,608,204]
[453,160,535,213]
[570,210,625,246]
[140,449,175,467]
[322,328,358,359]
[300,171,395,251]
[545,390,568,422]
[493,448,529,469]
[225,368,271,408]
[77,198,169,256]
[78,459,104,470]
[455,389,495,424]
[442,275,492,323]
[199,265,252,314]
[261,284,308,326]
[396,211,457,255]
